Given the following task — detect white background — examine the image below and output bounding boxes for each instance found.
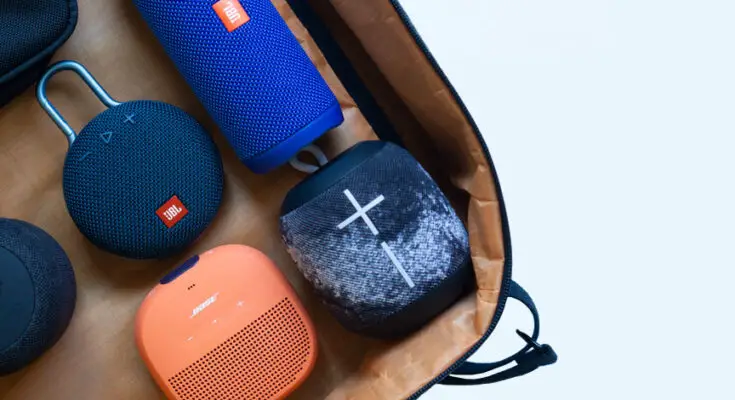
[399,0,734,399]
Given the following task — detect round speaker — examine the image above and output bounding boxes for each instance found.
[0,219,76,376]
[62,100,224,259]
[280,141,472,338]
[38,61,224,260]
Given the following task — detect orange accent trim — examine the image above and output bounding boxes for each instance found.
[213,0,250,32]
[156,195,188,228]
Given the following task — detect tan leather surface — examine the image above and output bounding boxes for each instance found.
[0,1,505,399]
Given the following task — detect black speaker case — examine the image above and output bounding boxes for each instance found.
[0,0,78,106]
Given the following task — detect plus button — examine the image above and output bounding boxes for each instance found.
[123,113,136,124]
[337,189,416,288]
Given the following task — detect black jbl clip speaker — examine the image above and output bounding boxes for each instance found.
[280,142,474,338]
[0,218,76,376]
[37,61,224,259]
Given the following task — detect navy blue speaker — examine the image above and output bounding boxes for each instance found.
[37,61,224,260]
[280,142,474,338]
[133,0,344,173]
[0,218,76,376]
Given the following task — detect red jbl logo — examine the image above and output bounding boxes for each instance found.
[156,196,189,228]
[213,0,250,32]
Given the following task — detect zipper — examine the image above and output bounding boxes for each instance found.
[386,1,516,398]
[285,0,515,397]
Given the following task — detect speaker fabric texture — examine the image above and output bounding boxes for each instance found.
[62,100,224,259]
[136,245,317,400]
[133,0,344,173]
[0,0,78,106]
[0,1,559,396]
[0,219,76,376]
[280,141,473,338]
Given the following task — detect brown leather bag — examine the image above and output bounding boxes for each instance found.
[0,1,555,398]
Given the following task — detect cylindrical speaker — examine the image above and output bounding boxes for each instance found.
[38,61,224,260]
[136,245,317,400]
[0,219,76,376]
[133,0,345,173]
[280,141,474,338]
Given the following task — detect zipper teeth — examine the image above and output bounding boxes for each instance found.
[386,1,516,398]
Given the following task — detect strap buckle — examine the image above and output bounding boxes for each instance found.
[516,330,558,367]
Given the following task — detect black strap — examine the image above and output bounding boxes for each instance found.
[441,281,557,386]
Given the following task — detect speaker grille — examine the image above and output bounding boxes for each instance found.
[63,101,223,259]
[0,0,73,76]
[168,298,312,400]
[133,0,338,161]
[280,142,471,335]
[0,219,76,376]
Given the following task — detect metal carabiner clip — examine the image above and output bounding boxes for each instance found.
[36,60,122,146]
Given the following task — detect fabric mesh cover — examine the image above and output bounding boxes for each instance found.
[133,0,339,163]
[0,219,76,375]
[280,143,471,335]
[0,0,77,105]
[63,101,223,259]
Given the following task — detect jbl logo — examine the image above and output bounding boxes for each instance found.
[163,205,182,221]
[156,195,189,228]
[213,0,250,32]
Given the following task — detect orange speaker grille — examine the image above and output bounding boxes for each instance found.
[168,298,312,400]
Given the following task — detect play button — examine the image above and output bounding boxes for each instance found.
[100,131,113,144]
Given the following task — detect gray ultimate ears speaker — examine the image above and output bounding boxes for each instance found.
[0,218,76,376]
[36,61,224,259]
[280,141,474,338]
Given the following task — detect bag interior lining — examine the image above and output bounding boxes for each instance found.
[295,1,507,398]
[0,1,506,399]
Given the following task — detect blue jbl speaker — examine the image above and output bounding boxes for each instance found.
[133,0,344,173]
[37,61,224,260]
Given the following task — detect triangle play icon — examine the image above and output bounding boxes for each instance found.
[101,131,113,144]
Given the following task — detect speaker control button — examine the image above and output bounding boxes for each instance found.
[160,255,200,284]
[100,131,113,144]
[78,151,93,162]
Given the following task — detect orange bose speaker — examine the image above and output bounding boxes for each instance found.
[135,245,317,400]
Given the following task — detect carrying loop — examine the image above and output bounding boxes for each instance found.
[441,281,557,386]
[289,144,329,174]
[36,60,121,146]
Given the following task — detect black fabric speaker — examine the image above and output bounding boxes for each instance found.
[280,141,474,338]
[0,0,78,106]
[38,61,224,259]
[0,218,76,376]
